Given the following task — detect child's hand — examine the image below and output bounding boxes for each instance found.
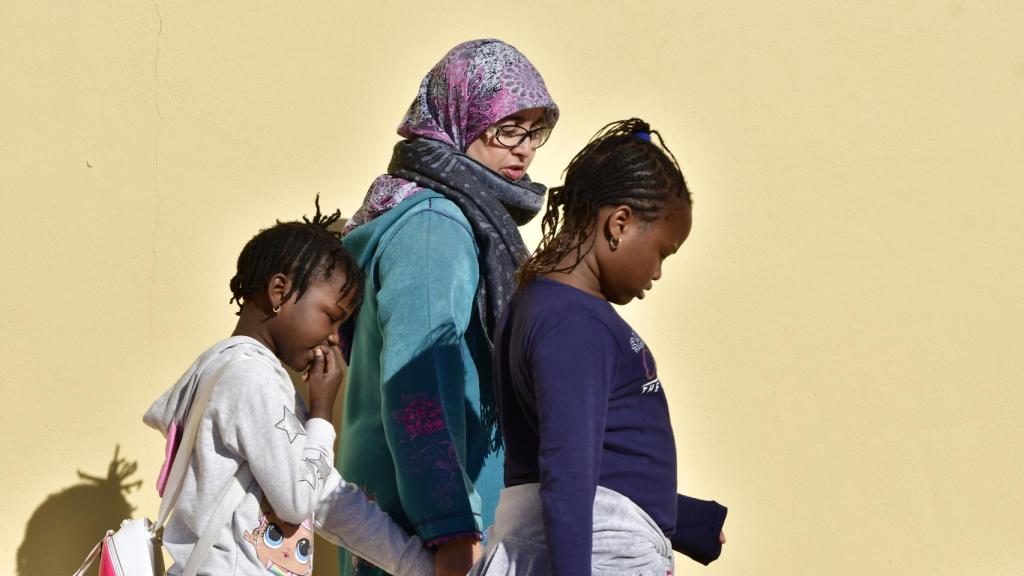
[305,344,344,422]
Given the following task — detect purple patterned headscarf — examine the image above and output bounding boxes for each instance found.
[345,39,559,234]
[399,38,560,151]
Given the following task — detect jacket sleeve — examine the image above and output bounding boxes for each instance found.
[375,204,484,545]
[213,359,333,525]
[671,493,728,564]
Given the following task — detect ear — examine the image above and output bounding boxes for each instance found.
[602,205,634,241]
[266,273,293,310]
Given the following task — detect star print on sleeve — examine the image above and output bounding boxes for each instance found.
[305,453,333,482]
[275,406,306,443]
[300,467,317,490]
[300,453,333,489]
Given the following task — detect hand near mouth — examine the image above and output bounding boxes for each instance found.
[305,344,345,422]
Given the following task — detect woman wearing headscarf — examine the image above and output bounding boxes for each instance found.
[337,39,559,576]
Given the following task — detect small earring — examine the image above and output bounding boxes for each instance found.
[609,237,621,251]
[272,304,282,314]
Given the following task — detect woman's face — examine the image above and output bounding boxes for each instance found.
[465,108,549,181]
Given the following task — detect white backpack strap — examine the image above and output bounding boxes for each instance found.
[154,358,232,531]
[155,356,257,575]
[71,538,105,576]
[180,464,255,576]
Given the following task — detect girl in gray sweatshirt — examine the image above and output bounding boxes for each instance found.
[144,207,433,576]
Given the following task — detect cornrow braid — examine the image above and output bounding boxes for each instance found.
[229,195,365,315]
[517,118,691,287]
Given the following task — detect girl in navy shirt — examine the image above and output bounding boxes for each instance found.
[472,119,727,576]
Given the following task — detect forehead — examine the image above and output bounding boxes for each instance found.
[498,107,547,125]
[304,267,348,297]
[653,201,693,243]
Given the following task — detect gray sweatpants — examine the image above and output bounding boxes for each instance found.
[469,483,674,576]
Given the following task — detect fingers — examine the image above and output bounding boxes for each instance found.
[324,342,345,377]
[304,347,324,381]
[323,343,335,373]
[304,343,343,387]
[302,348,319,381]
[312,347,324,373]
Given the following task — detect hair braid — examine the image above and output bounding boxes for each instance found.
[229,195,364,314]
[517,118,691,287]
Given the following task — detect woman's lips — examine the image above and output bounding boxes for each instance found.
[501,166,524,180]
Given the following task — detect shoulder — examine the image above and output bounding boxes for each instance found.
[378,194,477,264]
[505,291,621,367]
[408,194,468,224]
[515,281,624,339]
[208,343,289,397]
[509,295,624,387]
[538,313,622,352]
[389,193,472,240]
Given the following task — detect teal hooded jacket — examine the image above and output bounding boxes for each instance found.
[337,191,504,572]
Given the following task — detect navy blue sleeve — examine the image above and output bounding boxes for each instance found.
[671,493,728,564]
[531,315,618,576]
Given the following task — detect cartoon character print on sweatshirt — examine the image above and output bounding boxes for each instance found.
[631,330,662,395]
[244,497,314,576]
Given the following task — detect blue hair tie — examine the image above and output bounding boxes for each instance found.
[635,131,651,142]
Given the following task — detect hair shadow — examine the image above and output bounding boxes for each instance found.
[17,445,141,576]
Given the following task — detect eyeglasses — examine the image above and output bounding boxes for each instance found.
[485,124,552,149]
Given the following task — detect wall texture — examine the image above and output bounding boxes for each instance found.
[2,2,1022,574]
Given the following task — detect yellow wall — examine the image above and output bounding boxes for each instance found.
[3,2,1022,574]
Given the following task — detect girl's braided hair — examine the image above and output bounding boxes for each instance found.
[516,118,692,287]
[229,196,364,314]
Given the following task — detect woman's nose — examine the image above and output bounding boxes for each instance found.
[327,332,339,346]
[512,137,533,159]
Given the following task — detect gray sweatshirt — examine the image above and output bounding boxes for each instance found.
[144,336,433,576]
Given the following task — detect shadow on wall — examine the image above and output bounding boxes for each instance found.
[16,446,141,576]
[10,441,347,576]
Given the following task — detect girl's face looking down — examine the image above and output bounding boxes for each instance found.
[267,269,355,372]
[597,200,693,305]
[465,107,548,182]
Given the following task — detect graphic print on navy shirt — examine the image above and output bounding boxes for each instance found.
[631,330,663,395]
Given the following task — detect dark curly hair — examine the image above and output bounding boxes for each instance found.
[229,196,364,314]
[516,118,691,287]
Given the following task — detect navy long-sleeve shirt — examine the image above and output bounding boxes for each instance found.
[493,278,727,575]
